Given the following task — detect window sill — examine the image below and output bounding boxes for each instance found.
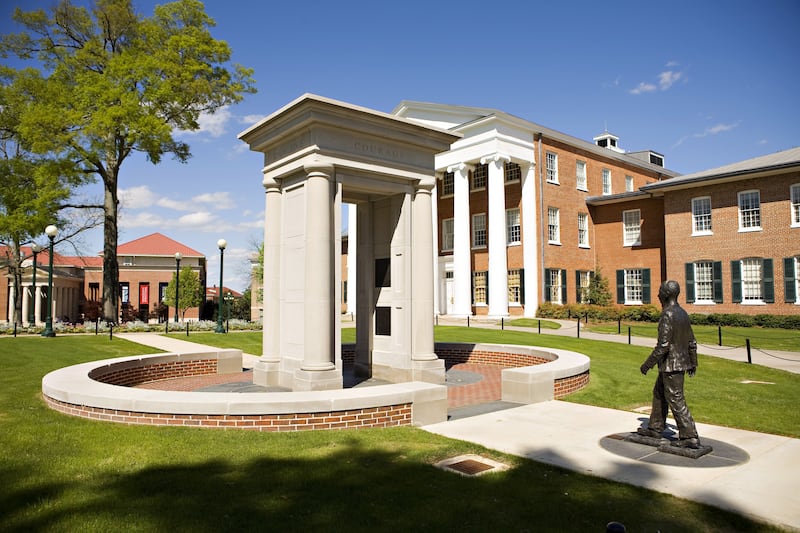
[693,300,716,306]
[578,244,591,249]
[692,231,713,237]
[471,245,487,251]
[509,302,522,307]
[507,242,521,247]
[546,180,560,186]
[791,223,800,228]
[474,303,488,307]
[624,301,643,306]
[440,194,454,200]
[738,227,762,233]
[548,241,562,246]
[740,300,767,305]
[505,179,520,185]
[470,187,486,193]
[623,242,641,247]
[577,186,588,192]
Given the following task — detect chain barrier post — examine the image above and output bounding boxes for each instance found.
[186,322,189,337]
[577,318,580,339]
[746,338,752,364]
[109,324,113,340]
[618,318,621,334]
[718,325,722,346]
[538,320,541,334]
[628,326,631,345]
[501,317,504,330]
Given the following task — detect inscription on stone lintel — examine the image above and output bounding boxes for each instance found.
[353,141,403,161]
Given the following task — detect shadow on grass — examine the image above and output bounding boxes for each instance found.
[1,437,775,532]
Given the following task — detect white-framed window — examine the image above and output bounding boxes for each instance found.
[793,257,800,304]
[694,261,714,303]
[692,196,712,235]
[547,207,560,244]
[578,213,589,247]
[506,208,521,244]
[471,213,486,248]
[625,269,643,304]
[505,162,521,183]
[441,172,454,197]
[473,271,487,305]
[548,269,563,304]
[441,218,454,251]
[738,190,761,231]
[791,184,800,227]
[576,161,587,191]
[546,152,558,183]
[625,175,634,192]
[741,258,763,302]
[578,270,592,303]
[508,269,521,304]
[602,169,612,195]
[472,164,487,190]
[623,209,641,246]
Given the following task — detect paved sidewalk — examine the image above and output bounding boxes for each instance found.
[117,330,800,530]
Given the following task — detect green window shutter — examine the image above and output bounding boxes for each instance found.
[684,263,695,303]
[731,260,742,303]
[561,269,568,304]
[784,257,797,303]
[642,269,651,304]
[544,269,552,302]
[616,270,625,304]
[485,271,489,304]
[713,261,723,303]
[519,268,525,305]
[763,259,774,303]
[575,271,582,303]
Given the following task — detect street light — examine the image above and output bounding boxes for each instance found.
[41,225,57,337]
[29,243,41,327]
[174,252,182,323]
[214,238,226,333]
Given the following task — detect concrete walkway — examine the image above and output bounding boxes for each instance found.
[116,329,800,531]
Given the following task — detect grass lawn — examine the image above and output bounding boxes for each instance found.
[0,335,791,531]
[586,322,800,351]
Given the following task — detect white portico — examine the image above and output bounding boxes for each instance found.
[393,102,540,319]
[239,95,460,391]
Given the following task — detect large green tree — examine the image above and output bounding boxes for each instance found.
[1,0,255,323]
[0,67,90,324]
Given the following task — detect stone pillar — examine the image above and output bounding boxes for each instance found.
[411,179,445,383]
[34,286,42,325]
[522,162,539,317]
[431,179,440,315]
[295,164,342,391]
[254,176,282,387]
[7,285,14,323]
[483,153,510,318]
[449,163,472,317]
[22,285,30,326]
[347,204,357,318]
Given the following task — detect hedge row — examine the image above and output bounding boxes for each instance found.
[0,319,262,336]
[536,302,800,330]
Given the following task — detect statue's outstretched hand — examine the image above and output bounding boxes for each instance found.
[688,368,696,377]
[640,364,649,375]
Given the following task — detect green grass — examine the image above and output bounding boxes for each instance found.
[0,335,791,531]
[507,318,562,329]
[586,322,800,351]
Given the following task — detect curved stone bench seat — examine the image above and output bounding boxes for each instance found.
[42,343,589,431]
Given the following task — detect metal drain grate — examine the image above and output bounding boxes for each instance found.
[434,454,509,477]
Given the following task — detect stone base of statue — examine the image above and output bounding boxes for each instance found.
[625,431,713,459]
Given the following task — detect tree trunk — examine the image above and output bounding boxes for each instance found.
[101,172,120,324]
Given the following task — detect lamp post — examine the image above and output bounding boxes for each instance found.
[41,225,57,337]
[224,291,234,332]
[29,243,41,327]
[214,239,226,333]
[174,252,182,323]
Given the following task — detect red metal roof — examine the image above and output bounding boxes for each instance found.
[116,233,203,257]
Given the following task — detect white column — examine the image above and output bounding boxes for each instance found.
[346,203,357,317]
[7,285,14,323]
[22,285,30,325]
[449,163,472,317]
[431,179,440,315]
[261,176,282,363]
[483,153,510,318]
[412,179,436,361]
[34,286,43,325]
[522,162,539,317]
[302,164,335,372]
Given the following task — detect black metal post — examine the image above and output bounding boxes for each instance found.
[174,254,181,323]
[186,322,189,336]
[109,324,113,340]
[501,317,504,330]
[618,318,621,334]
[628,326,631,344]
[576,318,580,339]
[538,319,541,334]
[215,242,226,334]
[718,325,722,346]
[467,316,470,328]
[746,338,752,364]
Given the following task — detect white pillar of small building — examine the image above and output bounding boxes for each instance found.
[347,203,357,317]
[522,161,539,317]
[254,176,282,386]
[21,285,30,325]
[34,286,43,325]
[484,153,510,318]
[431,179,440,316]
[449,162,472,317]
[7,285,14,323]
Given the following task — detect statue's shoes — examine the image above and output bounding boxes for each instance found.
[636,427,663,438]
[671,437,701,449]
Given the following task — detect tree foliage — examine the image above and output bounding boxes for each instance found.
[1,0,256,323]
[583,268,613,306]
[163,266,201,320]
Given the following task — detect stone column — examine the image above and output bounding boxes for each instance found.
[483,153,511,318]
[431,179,441,315]
[254,176,282,387]
[7,285,14,323]
[521,162,539,317]
[22,285,30,326]
[449,163,472,317]
[347,204,357,318]
[34,286,42,325]
[296,163,342,391]
[411,178,445,383]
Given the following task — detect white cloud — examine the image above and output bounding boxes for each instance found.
[119,211,166,228]
[178,211,217,227]
[156,197,192,211]
[658,70,683,90]
[193,192,235,209]
[629,82,657,95]
[119,185,158,209]
[694,122,739,138]
[241,114,264,125]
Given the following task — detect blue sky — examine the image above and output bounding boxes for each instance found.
[2,0,798,291]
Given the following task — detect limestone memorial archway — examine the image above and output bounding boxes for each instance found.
[239,95,460,391]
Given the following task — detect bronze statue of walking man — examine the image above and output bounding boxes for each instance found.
[638,280,702,449]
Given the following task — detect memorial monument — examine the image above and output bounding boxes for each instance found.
[238,94,460,391]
